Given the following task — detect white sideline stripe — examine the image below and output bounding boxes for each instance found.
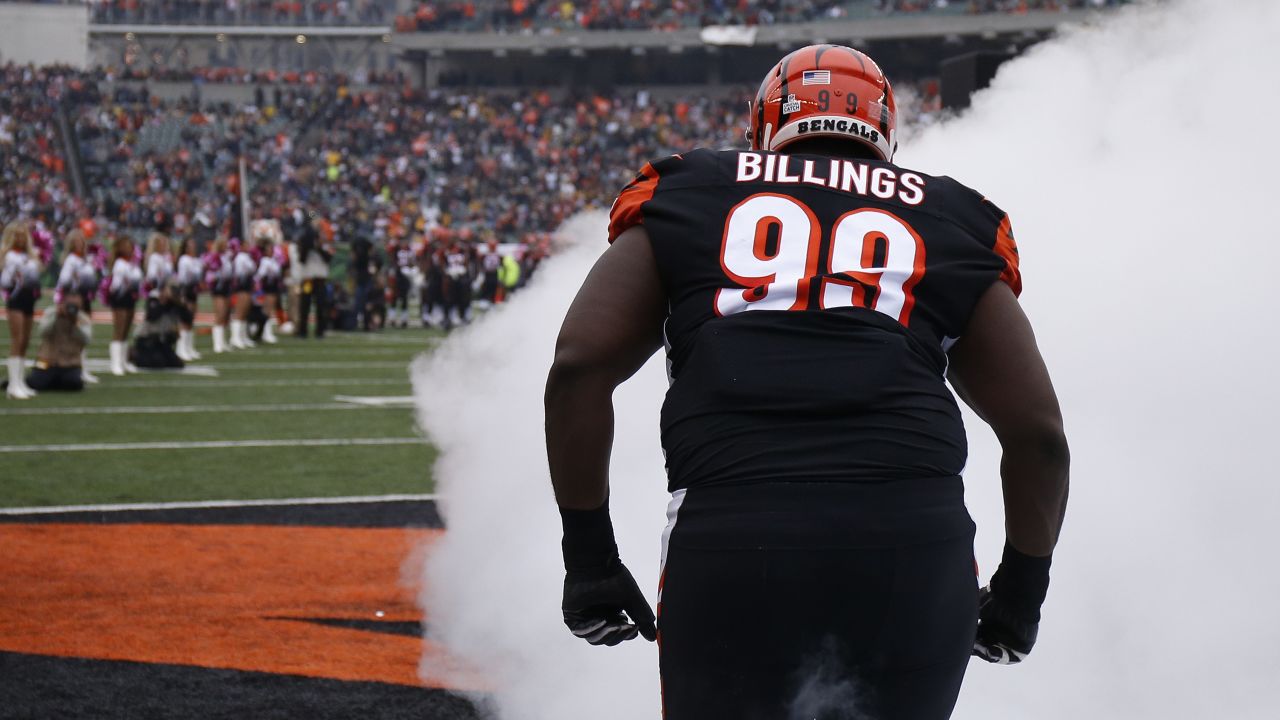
[0,437,422,453]
[0,402,394,416]
[239,348,422,356]
[101,378,410,388]
[333,395,416,407]
[82,361,220,376]
[211,361,406,369]
[0,493,440,516]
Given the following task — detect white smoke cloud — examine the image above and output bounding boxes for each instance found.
[414,1,1280,717]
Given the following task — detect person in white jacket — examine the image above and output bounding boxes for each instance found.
[55,228,100,384]
[106,235,142,375]
[1,221,42,399]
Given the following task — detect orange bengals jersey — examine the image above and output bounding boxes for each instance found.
[609,148,1020,492]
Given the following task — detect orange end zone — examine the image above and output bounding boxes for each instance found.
[0,523,479,690]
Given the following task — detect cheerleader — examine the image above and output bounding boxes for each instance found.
[56,228,100,384]
[106,235,142,376]
[174,237,204,361]
[2,221,43,399]
[204,237,233,353]
[229,238,257,349]
[144,233,175,299]
[254,235,283,344]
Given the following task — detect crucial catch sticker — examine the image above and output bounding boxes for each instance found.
[802,70,831,85]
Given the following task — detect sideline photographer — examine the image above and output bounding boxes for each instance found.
[26,297,93,393]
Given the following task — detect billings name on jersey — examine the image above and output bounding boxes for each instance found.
[734,151,925,206]
[609,148,1020,493]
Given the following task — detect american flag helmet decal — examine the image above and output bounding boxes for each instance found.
[801,70,831,85]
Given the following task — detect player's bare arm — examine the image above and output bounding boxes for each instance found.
[545,225,666,646]
[948,280,1070,664]
[546,225,666,509]
[948,280,1069,556]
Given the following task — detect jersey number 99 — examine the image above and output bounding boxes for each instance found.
[714,194,926,326]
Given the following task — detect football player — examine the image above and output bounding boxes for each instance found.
[545,45,1069,720]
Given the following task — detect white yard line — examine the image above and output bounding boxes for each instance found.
[81,360,220,376]
[332,395,417,407]
[0,437,423,453]
[223,348,423,357]
[100,378,410,388]
[210,361,407,369]
[0,402,394,416]
[0,493,440,516]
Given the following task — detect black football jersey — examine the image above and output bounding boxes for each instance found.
[608,148,1020,492]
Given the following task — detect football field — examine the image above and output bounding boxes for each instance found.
[0,317,484,718]
[0,321,440,508]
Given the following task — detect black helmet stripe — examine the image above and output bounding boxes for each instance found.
[777,53,793,126]
[835,45,867,73]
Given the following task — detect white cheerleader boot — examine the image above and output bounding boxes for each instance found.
[6,357,33,399]
[80,351,100,384]
[176,330,194,362]
[262,318,278,344]
[187,331,202,360]
[229,320,246,349]
[124,344,139,373]
[109,341,126,376]
[16,362,37,397]
[213,324,228,353]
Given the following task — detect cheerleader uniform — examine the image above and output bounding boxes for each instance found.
[174,253,204,360]
[57,252,101,383]
[230,247,258,349]
[2,250,40,315]
[176,254,204,306]
[3,250,42,398]
[145,252,175,298]
[255,250,282,344]
[205,250,232,298]
[107,256,142,375]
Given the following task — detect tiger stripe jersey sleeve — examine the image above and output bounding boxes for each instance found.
[607,162,661,243]
[993,213,1022,297]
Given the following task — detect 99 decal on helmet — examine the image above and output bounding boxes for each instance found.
[747,44,898,162]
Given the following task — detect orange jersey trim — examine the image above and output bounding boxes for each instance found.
[608,162,660,243]
[994,214,1022,297]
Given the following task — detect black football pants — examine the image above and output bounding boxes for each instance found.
[657,481,978,720]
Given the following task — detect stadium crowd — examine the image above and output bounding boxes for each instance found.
[1,59,945,398]
[1,0,1133,30]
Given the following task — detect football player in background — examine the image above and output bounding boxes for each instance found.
[545,46,1069,719]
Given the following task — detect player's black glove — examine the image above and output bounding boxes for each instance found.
[559,500,657,647]
[973,541,1052,665]
[563,559,657,646]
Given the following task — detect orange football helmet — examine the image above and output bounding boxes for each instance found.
[748,44,898,162]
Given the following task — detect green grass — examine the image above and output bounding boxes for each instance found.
[0,312,446,508]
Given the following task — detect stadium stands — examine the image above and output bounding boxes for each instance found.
[68,0,1130,31]
[1,63,950,247]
